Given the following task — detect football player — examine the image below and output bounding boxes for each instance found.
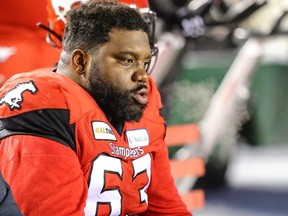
[0,1,192,215]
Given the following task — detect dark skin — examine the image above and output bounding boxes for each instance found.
[57,28,152,125]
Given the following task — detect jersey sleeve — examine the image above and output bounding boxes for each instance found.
[0,135,87,216]
[0,72,91,215]
[0,71,94,149]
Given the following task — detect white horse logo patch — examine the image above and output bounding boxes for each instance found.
[0,81,38,110]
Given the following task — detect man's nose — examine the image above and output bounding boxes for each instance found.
[132,64,148,83]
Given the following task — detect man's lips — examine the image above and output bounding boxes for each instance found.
[132,88,148,105]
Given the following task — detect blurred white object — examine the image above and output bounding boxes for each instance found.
[227,143,288,191]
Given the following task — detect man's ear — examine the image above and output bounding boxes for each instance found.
[71,49,89,75]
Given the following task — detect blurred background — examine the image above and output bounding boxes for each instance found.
[152,0,288,215]
[1,0,288,215]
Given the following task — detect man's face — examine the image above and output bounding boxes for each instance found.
[86,29,152,122]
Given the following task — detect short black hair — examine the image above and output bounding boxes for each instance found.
[63,0,150,53]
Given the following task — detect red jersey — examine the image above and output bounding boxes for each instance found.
[0,70,191,215]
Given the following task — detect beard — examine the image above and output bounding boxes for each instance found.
[86,64,147,122]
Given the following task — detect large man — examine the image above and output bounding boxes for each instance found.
[0,1,192,215]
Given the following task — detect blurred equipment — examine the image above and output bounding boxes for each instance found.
[157,0,288,190]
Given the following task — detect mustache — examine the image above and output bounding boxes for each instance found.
[131,84,147,93]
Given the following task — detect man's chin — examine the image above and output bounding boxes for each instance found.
[123,105,146,122]
[124,111,143,122]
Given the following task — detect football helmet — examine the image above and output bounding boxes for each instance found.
[38,0,88,49]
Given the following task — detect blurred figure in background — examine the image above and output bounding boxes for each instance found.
[0,0,61,86]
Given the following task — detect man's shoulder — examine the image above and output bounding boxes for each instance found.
[8,68,74,87]
[0,69,92,117]
[142,77,165,124]
[4,69,65,88]
[147,77,162,108]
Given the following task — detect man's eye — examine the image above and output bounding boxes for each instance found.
[124,58,134,65]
